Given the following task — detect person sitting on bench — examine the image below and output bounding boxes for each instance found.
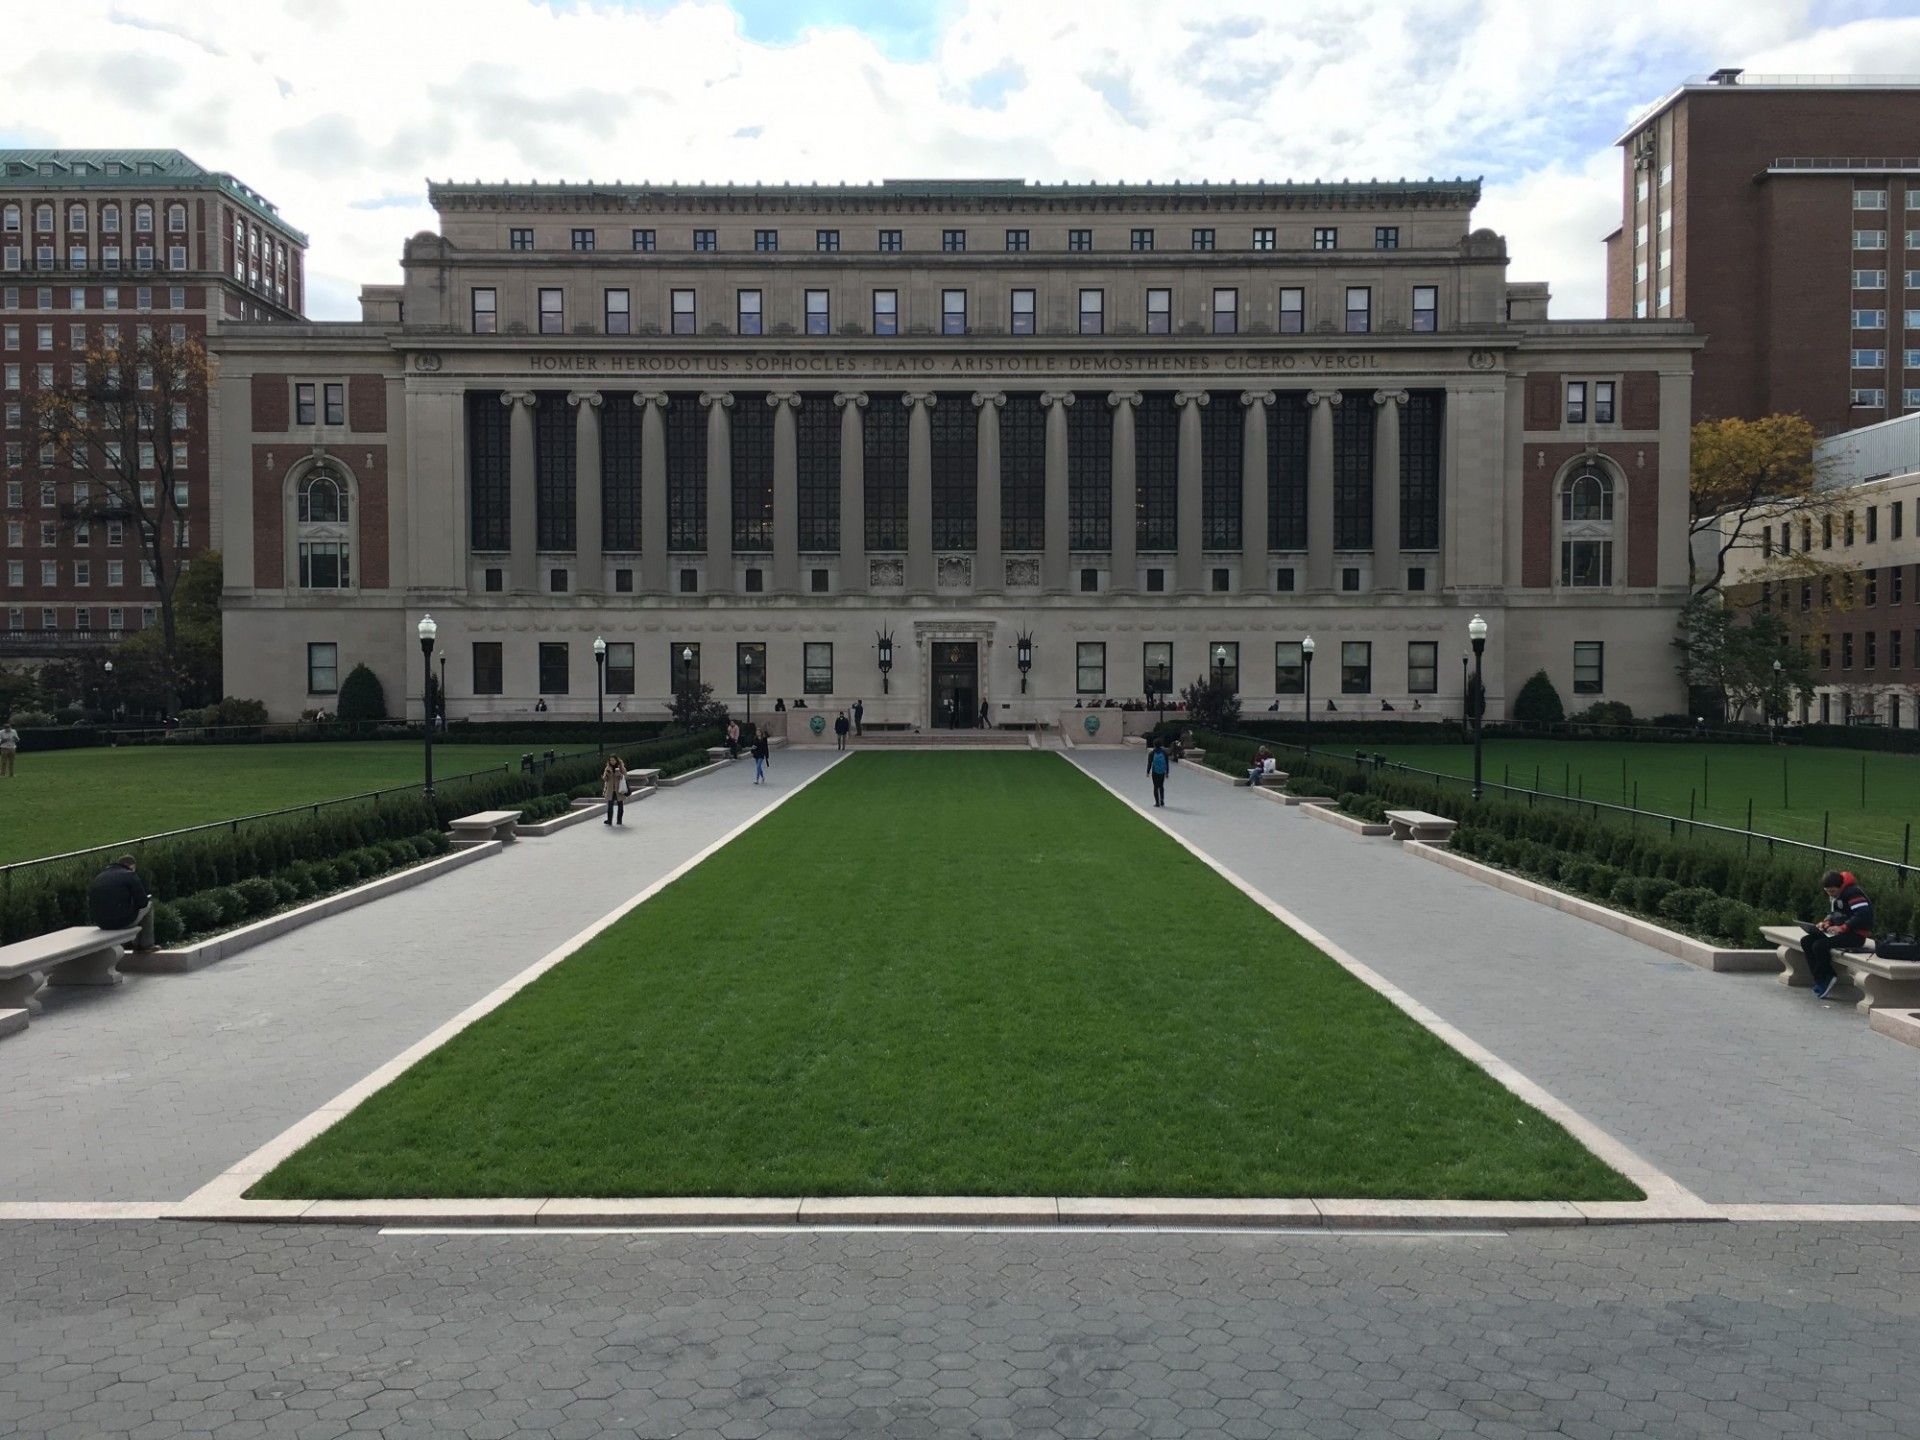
[87,855,156,952]
[1804,869,1874,1000]
[1245,747,1275,786]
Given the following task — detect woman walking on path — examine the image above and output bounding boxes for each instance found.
[601,755,629,826]
[751,727,771,785]
[1147,739,1170,808]
[726,719,742,759]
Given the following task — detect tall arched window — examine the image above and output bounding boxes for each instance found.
[1559,465,1615,587]
[2,204,19,232]
[134,203,153,232]
[34,204,53,231]
[166,203,186,233]
[294,465,352,588]
[101,203,119,234]
[67,203,87,232]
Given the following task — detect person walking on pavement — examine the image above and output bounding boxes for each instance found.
[601,754,629,826]
[726,718,741,759]
[978,700,990,729]
[833,710,850,751]
[0,719,17,777]
[852,699,864,737]
[1804,869,1874,1000]
[1147,739,1171,808]
[87,855,156,951]
[751,726,772,784]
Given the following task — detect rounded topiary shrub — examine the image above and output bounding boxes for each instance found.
[1511,670,1565,726]
[1583,863,1621,899]
[1658,886,1718,927]
[271,876,300,907]
[234,877,279,918]
[1703,897,1760,946]
[205,886,246,924]
[175,894,222,936]
[335,664,388,723]
[1610,875,1639,907]
[1634,876,1678,914]
[152,903,186,947]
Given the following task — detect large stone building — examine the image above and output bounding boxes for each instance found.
[1605,70,1920,434]
[0,149,306,657]
[213,178,1694,728]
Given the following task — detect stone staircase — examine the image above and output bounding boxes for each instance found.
[849,729,1040,749]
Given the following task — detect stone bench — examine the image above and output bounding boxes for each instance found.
[1235,769,1289,788]
[1762,923,1873,989]
[449,810,522,847]
[626,768,663,786]
[1759,923,1918,1011]
[1384,809,1457,844]
[0,924,142,1018]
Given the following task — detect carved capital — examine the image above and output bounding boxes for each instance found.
[901,391,936,408]
[1040,391,1077,409]
[698,391,734,410]
[499,390,537,409]
[1371,389,1410,408]
[566,390,603,409]
[766,391,801,409]
[1107,391,1143,409]
[1240,390,1276,408]
[631,391,669,411]
[1174,390,1210,408]
[971,391,1006,409]
[1304,390,1344,409]
[833,391,868,409]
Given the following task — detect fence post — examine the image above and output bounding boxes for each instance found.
[1783,750,1789,811]
[1703,753,1709,809]
[1823,810,1830,855]
[1861,753,1867,809]
[1746,798,1753,857]
[1689,788,1695,822]
[1621,756,1627,802]
[1905,821,1912,871]
[1563,762,1570,796]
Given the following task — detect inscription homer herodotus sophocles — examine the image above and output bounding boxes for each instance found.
[525,351,1391,375]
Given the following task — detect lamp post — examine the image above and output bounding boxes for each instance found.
[1302,635,1316,754]
[876,630,893,696]
[417,613,438,796]
[1468,612,1489,801]
[592,636,607,753]
[1771,657,1784,743]
[437,654,446,733]
[1017,632,1033,694]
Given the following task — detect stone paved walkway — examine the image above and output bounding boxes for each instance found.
[0,751,842,1203]
[4,1219,1917,1439]
[1070,749,1920,1205]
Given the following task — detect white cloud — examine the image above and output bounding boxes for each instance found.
[0,0,1911,319]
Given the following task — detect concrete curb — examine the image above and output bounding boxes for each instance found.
[1404,841,1778,974]
[656,758,735,787]
[1302,803,1394,837]
[122,843,503,976]
[1869,1006,1920,1049]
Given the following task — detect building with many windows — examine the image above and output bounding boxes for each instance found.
[1606,70,1920,434]
[0,149,306,658]
[213,177,1694,726]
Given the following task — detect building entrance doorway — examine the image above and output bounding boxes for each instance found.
[930,641,979,729]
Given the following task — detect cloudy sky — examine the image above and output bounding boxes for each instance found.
[6,0,1920,321]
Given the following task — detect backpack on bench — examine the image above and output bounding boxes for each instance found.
[1875,934,1920,962]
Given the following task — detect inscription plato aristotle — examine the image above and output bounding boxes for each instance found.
[524,350,1391,375]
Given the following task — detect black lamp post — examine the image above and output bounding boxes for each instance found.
[876,629,893,696]
[1468,612,1489,800]
[438,654,447,732]
[1771,658,1783,742]
[417,613,437,796]
[592,635,607,753]
[1302,634,1316,755]
[1017,632,1033,694]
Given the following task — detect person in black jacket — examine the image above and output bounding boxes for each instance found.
[750,728,772,785]
[1805,869,1874,1000]
[87,856,155,951]
[833,711,850,751]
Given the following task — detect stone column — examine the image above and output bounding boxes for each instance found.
[567,390,603,593]
[633,392,669,595]
[1372,389,1409,592]
[835,391,867,594]
[1040,390,1074,593]
[1305,389,1342,592]
[769,391,800,594]
[1174,390,1208,594]
[1240,390,1274,593]
[973,391,1005,594]
[1108,391,1140,593]
[700,391,732,593]
[501,390,537,593]
[905,391,934,595]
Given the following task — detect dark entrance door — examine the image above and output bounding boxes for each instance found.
[930,642,978,729]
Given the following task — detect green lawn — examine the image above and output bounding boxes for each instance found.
[0,741,540,865]
[253,752,1636,1203]
[1370,739,1918,864]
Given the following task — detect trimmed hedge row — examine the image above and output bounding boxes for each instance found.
[0,728,724,943]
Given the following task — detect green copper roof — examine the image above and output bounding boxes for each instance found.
[0,149,306,244]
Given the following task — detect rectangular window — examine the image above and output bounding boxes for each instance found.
[693,229,716,251]
[1278,287,1304,334]
[942,229,966,253]
[878,229,902,252]
[1411,285,1437,332]
[295,382,316,425]
[307,642,338,695]
[1212,287,1237,335]
[753,229,778,252]
[1079,568,1099,593]
[632,228,655,251]
[1004,228,1028,252]
[1842,633,1855,670]
[1146,288,1171,334]
[1190,228,1214,251]
[1565,380,1588,424]
[736,641,766,696]
[737,289,762,335]
[805,288,830,336]
[816,229,839,252]
[1078,288,1103,335]
[1856,229,1887,249]
[471,287,497,333]
[1854,388,1888,407]
[1573,640,1604,694]
[1143,641,1172,697]
[604,289,630,334]
[602,642,634,695]
[509,227,532,251]
[1313,227,1337,250]
[1855,309,1887,328]
[1853,348,1887,368]
[1146,568,1165,591]
[873,289,897,335]
[1856,269,1887,288]
[1594,381,1615,424]
[1130,228,1154,251]
[1011,288,1036,336]
[1374,226,1399,249]
[296,541,350,588]
[1344,286,1370,333]
[1857,188,1889,210]
[1898,568,1908,606]
[549,567,569,593]
[671,288,695,335]
[1340,641,1371,694]
[570,227,594,252]
[1252,227,1275,250]
[538,287,563,334]
[538,641,569,694]
[323,383,345,426]
[1407,641,1438,694]
[471,642,503,695]
[1274,641,1304,694]
[1896,501,1905,539]
[941,288,966,335]
[1076,642,1106,695]
[1870,507,1880,543]
[803,641,833,695]
[1068,229,1092,251]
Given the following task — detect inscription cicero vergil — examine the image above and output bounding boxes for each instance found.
[524,350,1388,375]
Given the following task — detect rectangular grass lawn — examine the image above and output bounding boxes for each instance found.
[254,752,1637,1202]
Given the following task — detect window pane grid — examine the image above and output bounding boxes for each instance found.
[1400,391,1442,549]
[999,394,1046,551]
[665,392,707,550]
[1200,392,1242,549]
[796,394,840,551]
[863,394,909,550]
[466,391,511,552]
[930,398,977,549]
[1136,393,1178,550]
[1332,394,1374,549]
[601,401,642,551]
[534,393,576,550]
[730,394,774,551]
[1268,394,1308,549]
[1067,395,1112,549]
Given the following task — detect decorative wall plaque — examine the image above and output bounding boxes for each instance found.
[869,556,905,588]
[936,554,973,588]
[1004,556,1041,588]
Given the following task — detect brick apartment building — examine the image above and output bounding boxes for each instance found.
[0,149,306,659]
[1606,70,1920,435]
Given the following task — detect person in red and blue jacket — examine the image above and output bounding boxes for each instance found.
[1804,869,1874,1000]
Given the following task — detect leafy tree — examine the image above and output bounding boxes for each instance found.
[336,664,388,722]
[1675,596,1816,721]
[1511,670,1565,725]
[669,679,730,732]
[1179,672,1241,731]
[1689,413,1844,597]
[109,549,223,715]
[30,330,210,711]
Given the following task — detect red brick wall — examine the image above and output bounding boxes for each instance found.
[358,446,390,589]
[348,375,386,433]
[1522,442,1660,589]
[250,374,287,432]
[251,445,283,588]
[249,442,389,588]
[1621,371,1660,429]
[1627,457,1658,587]
[1524,373,1560,429]
[1757,175,1858,434]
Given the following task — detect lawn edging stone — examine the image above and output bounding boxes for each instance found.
[1405,840,1777,974]
[656,757,736,787]
[122,842,502,975]
[1303,803,1394,837]
[1869,1007,1920,1049]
